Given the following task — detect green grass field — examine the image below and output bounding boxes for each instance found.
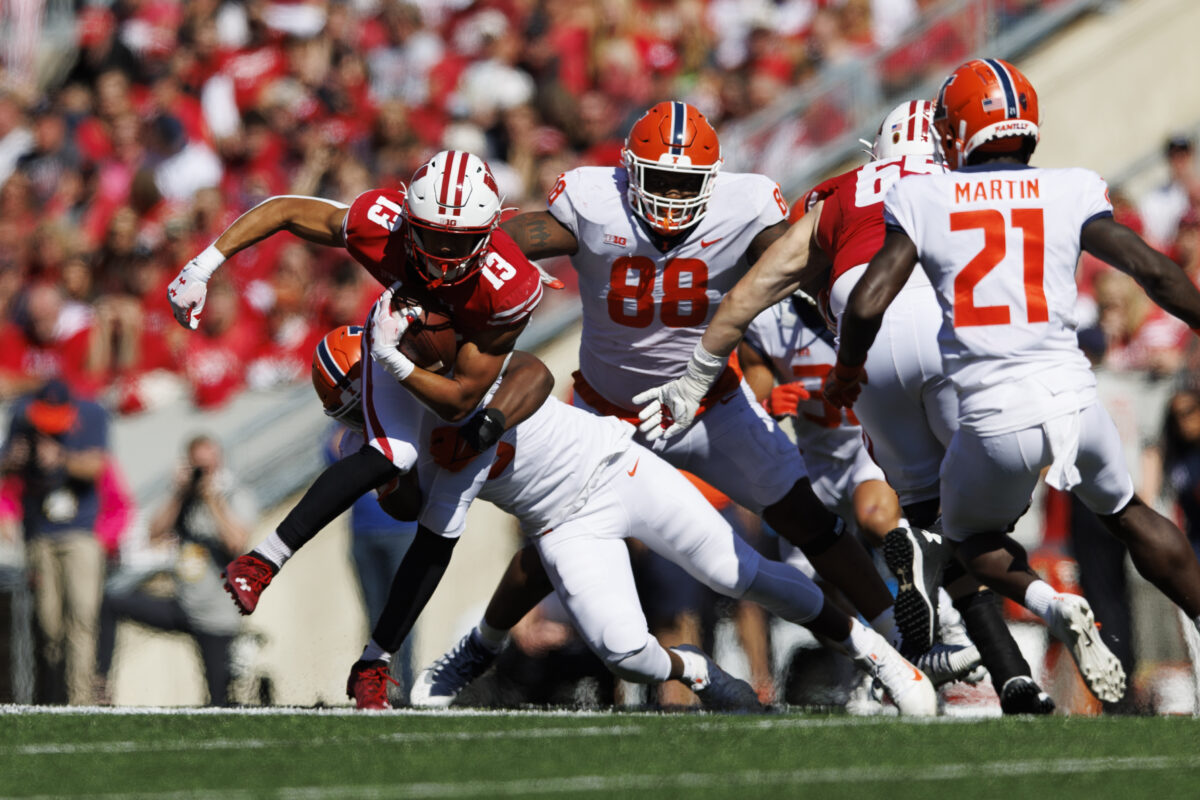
[3,707,1199,799]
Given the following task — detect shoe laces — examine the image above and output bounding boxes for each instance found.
[429,634,492,688]
[352,662,398,706]
[230,556,274,593]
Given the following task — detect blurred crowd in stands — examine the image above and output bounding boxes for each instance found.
[0,0,1071,415]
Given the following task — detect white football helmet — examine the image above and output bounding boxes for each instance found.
[872,100,938,160]
[404,150,503,286]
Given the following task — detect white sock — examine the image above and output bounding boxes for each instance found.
[869,606,900,649]
[1024,579,1058,622]
[255,531,294,570]
[1193,615,1200,635]
[671,647,709,684]
[360,639,391,664]
[475,620,508,652]
[841,617,879,659]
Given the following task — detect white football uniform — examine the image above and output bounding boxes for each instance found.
[549,166,806,512]
[884,163,1134,537]
[743,298,886,525]
[399,396,822,676]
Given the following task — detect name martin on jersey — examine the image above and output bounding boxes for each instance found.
[953,178,1039,203]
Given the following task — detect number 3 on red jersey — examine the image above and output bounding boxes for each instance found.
[607,257,709,328]
[950,208,1048,328]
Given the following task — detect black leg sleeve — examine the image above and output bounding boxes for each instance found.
[275,446,399,550]
[370,525,458,653]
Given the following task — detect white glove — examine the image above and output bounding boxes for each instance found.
[632,342,725,441]
[369,283,421,382]
[167,245,224,329]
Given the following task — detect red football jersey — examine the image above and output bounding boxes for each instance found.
[801,155,944,294]
[341,188,543,338]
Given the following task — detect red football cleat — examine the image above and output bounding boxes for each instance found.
[347,660,399,710]
[222,553,277,615]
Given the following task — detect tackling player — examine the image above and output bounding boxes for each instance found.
[831,58,1200,705]
[308,328,937,713]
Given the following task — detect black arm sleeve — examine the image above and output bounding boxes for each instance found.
[275,446,399,550]
[370,525,458,652]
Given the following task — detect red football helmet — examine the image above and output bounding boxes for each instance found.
[404,150,503,287]
[622,101,722,235]
[933,58,1040,169]
[312,325,364,429]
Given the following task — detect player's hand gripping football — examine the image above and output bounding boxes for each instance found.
[167,245,225,329]
[632,342,725,441]
[762,382,811,418]
[369,283,422,382]
[822,362,867,408]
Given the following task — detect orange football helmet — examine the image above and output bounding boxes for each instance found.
[312,325,365,429]
[933,58,1039,169]
[622,101,722,235]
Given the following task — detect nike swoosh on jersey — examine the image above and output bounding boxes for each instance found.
[700,237,724,248]
[627,458,639,477]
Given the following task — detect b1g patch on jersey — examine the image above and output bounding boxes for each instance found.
[603,233,628,247]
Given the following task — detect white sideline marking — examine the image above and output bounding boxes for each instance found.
[3,755,1199,800]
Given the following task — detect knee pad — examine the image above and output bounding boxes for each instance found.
[601,623,671,683]
[742,558,824,626]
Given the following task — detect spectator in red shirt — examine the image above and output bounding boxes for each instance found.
[0,283,98,400]
[177,277,263,408]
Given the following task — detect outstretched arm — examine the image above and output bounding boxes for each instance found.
[632,207,825,439]
[700,205,826,361]
[168,196,349,328]
[1082,216,1200,328]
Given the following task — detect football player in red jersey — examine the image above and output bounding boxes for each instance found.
[638,100,1057,713]
[168,149,542,433]
[168,152,546,615]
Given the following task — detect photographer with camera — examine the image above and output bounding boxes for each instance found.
[1,379,109,705]
[95,434,255,705]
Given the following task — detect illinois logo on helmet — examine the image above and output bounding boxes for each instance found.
[933,58,1040,170]
[312,325,365,429]
[871,100,938,161]
[404,150,503,287]
[622,101,722,235]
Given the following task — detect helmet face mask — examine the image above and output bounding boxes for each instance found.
[934,58,1040,170]
[403,150,503,286]
[622,101,722,235]
[312,325,365,430]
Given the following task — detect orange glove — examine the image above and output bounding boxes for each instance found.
[761,382,811,418]
[823,362,867,408]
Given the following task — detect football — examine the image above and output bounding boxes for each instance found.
[396,304,457,374]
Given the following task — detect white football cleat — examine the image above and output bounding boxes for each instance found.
[851,623,938,716]
[1047,593,1126,704]
[914,642,983,687]
[410,631,499,708]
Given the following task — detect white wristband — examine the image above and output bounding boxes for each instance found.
[374,347,415,382]
[189,244,226,280]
